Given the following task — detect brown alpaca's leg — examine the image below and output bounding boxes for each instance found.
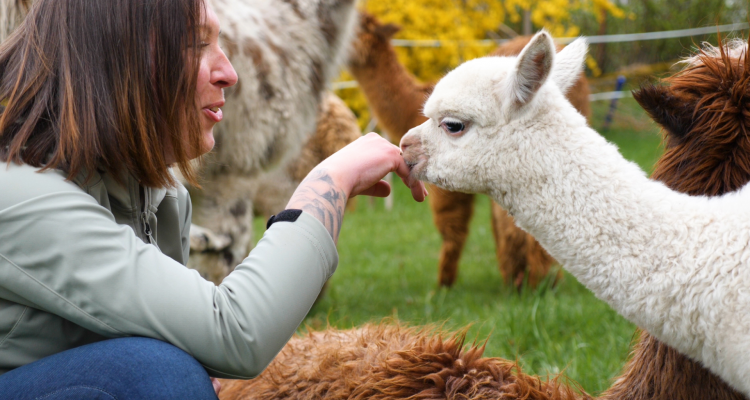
[491,202,557,290]
[523,237,558,289]
[429,185,474,287]
[491,202,528,288]
[600,330,745,400]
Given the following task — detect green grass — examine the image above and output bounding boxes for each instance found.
[253,96,664,394]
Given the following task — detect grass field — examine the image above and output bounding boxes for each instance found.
[253,94,664,394]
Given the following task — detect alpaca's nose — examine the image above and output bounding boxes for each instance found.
[400,132,419,153]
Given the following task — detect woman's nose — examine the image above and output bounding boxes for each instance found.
[212,50,238,89]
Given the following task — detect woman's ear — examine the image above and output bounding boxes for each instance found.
[506,29,556,106]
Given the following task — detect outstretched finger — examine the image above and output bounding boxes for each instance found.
[392,157,426,202]
[357,180,392,198]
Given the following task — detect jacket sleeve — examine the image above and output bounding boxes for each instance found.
[0,179,338,378]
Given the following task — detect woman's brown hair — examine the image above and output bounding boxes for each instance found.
[0,0,206,187]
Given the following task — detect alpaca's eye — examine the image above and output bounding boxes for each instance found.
[440,118,466,136]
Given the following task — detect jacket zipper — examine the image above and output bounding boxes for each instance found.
[141,187,160,251]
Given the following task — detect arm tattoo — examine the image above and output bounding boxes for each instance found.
[287,169,347,243]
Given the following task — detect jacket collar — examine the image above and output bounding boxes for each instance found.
[76,168,169,213]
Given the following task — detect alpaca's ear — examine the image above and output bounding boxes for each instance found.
[550,38,587,94]
[633,83,694,138]
[375,23,401,40]
[506,30,555,105]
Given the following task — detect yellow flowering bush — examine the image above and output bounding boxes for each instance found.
[337,0,626,130]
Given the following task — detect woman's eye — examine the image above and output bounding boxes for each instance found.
[440,119,465,136]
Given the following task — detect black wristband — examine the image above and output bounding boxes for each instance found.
[266,209,303,229]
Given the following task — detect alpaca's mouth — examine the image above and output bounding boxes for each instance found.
[404,157,427,180]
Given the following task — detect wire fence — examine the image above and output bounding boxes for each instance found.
[389,22,749,47]
[332,22,750,101]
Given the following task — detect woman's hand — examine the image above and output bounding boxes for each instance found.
[211,377,221,396]
[286,132,427,243]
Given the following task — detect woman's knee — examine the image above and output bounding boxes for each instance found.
[93,337,218,399]
[0,337,218,400]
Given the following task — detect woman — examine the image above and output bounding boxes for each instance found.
[0,0,426,398]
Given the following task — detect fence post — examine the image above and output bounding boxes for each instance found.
[603,75,626,131]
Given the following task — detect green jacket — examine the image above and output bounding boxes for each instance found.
[0,162,338,378]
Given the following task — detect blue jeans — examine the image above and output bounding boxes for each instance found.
[0,337,218,400]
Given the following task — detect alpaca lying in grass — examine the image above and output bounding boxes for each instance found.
[348,12,590,289]
[401,31,750,396]
[218,324,585,400]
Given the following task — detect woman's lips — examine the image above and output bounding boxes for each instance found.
[203,106,223,122]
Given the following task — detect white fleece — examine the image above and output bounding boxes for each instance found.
[402,30,750,396]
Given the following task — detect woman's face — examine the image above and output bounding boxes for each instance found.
[195,4,238,156]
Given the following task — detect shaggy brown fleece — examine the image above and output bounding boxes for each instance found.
[598,34,750,400]
[348,14,590,289]
[219,324,588,400]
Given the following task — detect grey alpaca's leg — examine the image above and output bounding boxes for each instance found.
[187,174,256,284]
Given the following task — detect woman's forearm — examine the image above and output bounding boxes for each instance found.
[285,169,348,244]
[284,132,426,244]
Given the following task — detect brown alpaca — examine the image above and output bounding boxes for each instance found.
[594,36,750,400]
[219,324,587,400]
[348,13,590,288]
[217,37,750,400]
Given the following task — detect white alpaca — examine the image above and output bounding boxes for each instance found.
[400,30,750,396]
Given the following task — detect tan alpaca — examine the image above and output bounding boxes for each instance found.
[347,13,590,288]
[190,92,362,284]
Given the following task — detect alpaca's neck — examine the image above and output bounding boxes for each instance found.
[494,118,683,278]
[348,44,431,142]
[487,104,750,373]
